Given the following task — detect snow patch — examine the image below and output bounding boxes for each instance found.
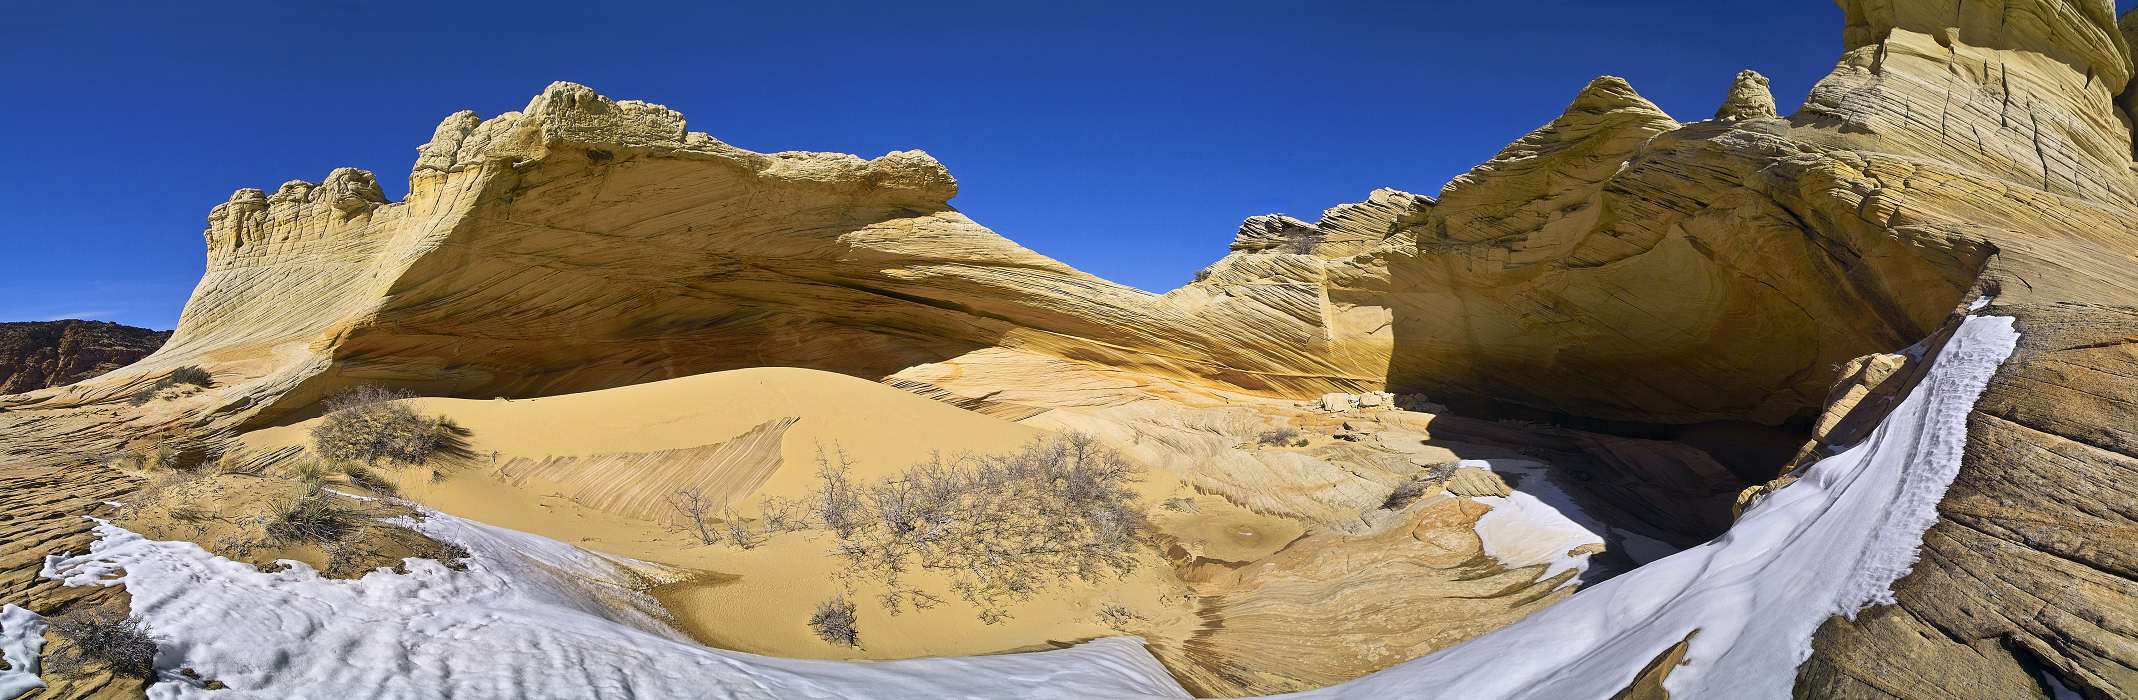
[0,604,47,699]
[40,509,1189,699]
[1279,314,2020,699]
[1462,460,1608,585]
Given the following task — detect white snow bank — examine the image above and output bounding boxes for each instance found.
[1281,314,2020,699]
[0,604,47,699]
[39,508,1189,699]
[1462,460,1608,585]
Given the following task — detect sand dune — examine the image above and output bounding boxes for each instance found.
[237,366,1215,663]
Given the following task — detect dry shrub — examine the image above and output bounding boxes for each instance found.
[127,366,214,406]
[167,366,213,387]
[812,447,865,538]
[342,464,398,496]
[44,607,160,680]
[665,488,720,545]
[1382,461,1459,511]
[808,595,860,648]
[310,386,451,466]
[817,434,1147,621]
[723,510,761,550]
[756,496,805,532]
[1381,479,1431,510]
[292,459,333,485]
[266,490,356,543]
[1255,427,1304,447]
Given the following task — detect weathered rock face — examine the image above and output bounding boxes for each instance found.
[3,0,2136,697]
[2124,9,2138,156]
[0,320,168,394]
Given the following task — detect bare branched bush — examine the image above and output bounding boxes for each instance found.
[723,509,761,549]
[816,434,1147,621]
[666,488,719,545]
[756,496,805,532]
[808,595,860,648]
[310,386,451,466]
[813,447,864,538]
[45,607,160,680]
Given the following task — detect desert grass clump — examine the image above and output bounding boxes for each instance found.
[266,491,356,543]
[310,386,452,466]
[808,595,860,648]
[291,459,334,486]
[816,433,1147,621]
[167,365,213,388]
[128,366,215,406]
[44,607,161,680]
[342,464,398,496]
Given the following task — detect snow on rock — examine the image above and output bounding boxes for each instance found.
[1281,314,2021,699]
[0,604,47,699]
[38,510,1189,699]
[1460,459,1608,586]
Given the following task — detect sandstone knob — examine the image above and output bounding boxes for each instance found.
[1714,69,1779,122]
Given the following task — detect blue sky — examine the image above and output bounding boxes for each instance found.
[2,2,2127,329]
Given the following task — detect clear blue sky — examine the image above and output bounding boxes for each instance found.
[4,2,2125,329]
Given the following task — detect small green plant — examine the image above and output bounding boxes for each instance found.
[342,464,398,496]
[266,492,355,543]
[808,595,860,648]
[44,607,161,680]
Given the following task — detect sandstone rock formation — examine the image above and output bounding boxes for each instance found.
[2,0,2136,697]
[0,321,167,394]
